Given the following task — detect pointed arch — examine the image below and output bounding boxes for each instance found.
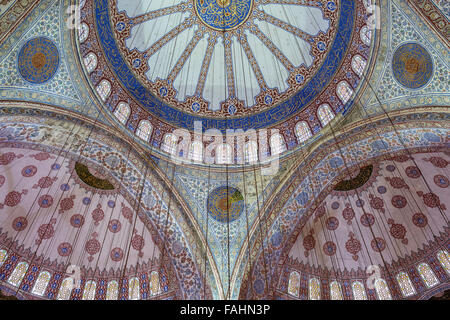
[352,55,367,77]
[161,133,178,156]
[82,280,97,300]
[31,271,51,296]
[295,121,313,143]
[374,278,392,300]
[270,133,286,156]
[317,104,335,127]
[330,281,343,300]
[287,271,300,297]
[7,261,29,287]
[308,277,321,300]
[114,102,130,124]
[83,52,98,74]
[96,79,111,102]
[129,277,140,300]
[417,263,439,288]
[136,120,153,142]
[352,281,367,300]
[150,271,160,296]
[336,81,354,104]
[189,140,204,163]
[106,280,119,300]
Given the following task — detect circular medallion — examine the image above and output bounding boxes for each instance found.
[195,0,253,30]
[207,186,244,222]
[18,37,59,84]
[12,217,28,232]
[392,42,433,89]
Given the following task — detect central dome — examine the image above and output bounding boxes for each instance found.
[195,0,253,30]
[79,0,373,151]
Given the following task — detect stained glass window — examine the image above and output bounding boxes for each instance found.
[244,141,258,164]
[31,271,51,296]
[82,280,97,300]
[162,134,178,156]
[352,281,367,300]
[270,133,286,156]
[417,263,439,288]
[351,55,367,77]
[437,250,450,274]
[374,278,392,300]
[129,277,140,300]
[396,272,416,297]
[189,140,203,163]
[150,271,160,296]
[83,52,97,74]
[330,281,343,300]
[114,102,130,125]
[106,280,119,300]
[336,81,354,104]
[96,80,111,102]
[295,121,312,143]
[57,277,74,300]
[287,271,300,297]
[309,278,321,300]
[216,143,233,164]
[0,249,7,268]
[317,104,335,127]
[7,261,29,287]
[79,22,89,43]
[136,120,153,142]
[360,25,372,46]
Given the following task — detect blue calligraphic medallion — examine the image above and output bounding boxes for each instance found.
[195,0,253,30]
[18,37,59,84]
[392,42,433,89]
[207,186,244,222]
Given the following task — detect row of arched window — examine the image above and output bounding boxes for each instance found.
[287,250,449,299]
[79,20,366,154]
[0,249,162,300]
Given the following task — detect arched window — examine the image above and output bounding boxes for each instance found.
[106,280,119,300]
[360,25,372,46]
[57,277,74,300]
[129,277,140,300]
[330,281,343,300]
[352,281,367,300]
[396,272,416,297]
[295,121,312,143]
[244,140,258,164]
[216,143,233,164]
[270,133,286,156]
[82,280,96,300]
[79,22,89,43]
[31,271,51,296]
[417,263,439,288]
[374,278,392,300]
[114,102,130,125]
[189,140,204,163]
[437,250,450,274]
[336,81,354,104]
[0,249,7,268]
[96,79,111,102]
[83,52,97,74]
[136,120,153,142]
[7,261,29,286]
[161,134,178,156]
[351,55,367,77]
[150,271,160,296]
[317,104,335,127]
[287,271,300,297]
[309,278,321,300]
